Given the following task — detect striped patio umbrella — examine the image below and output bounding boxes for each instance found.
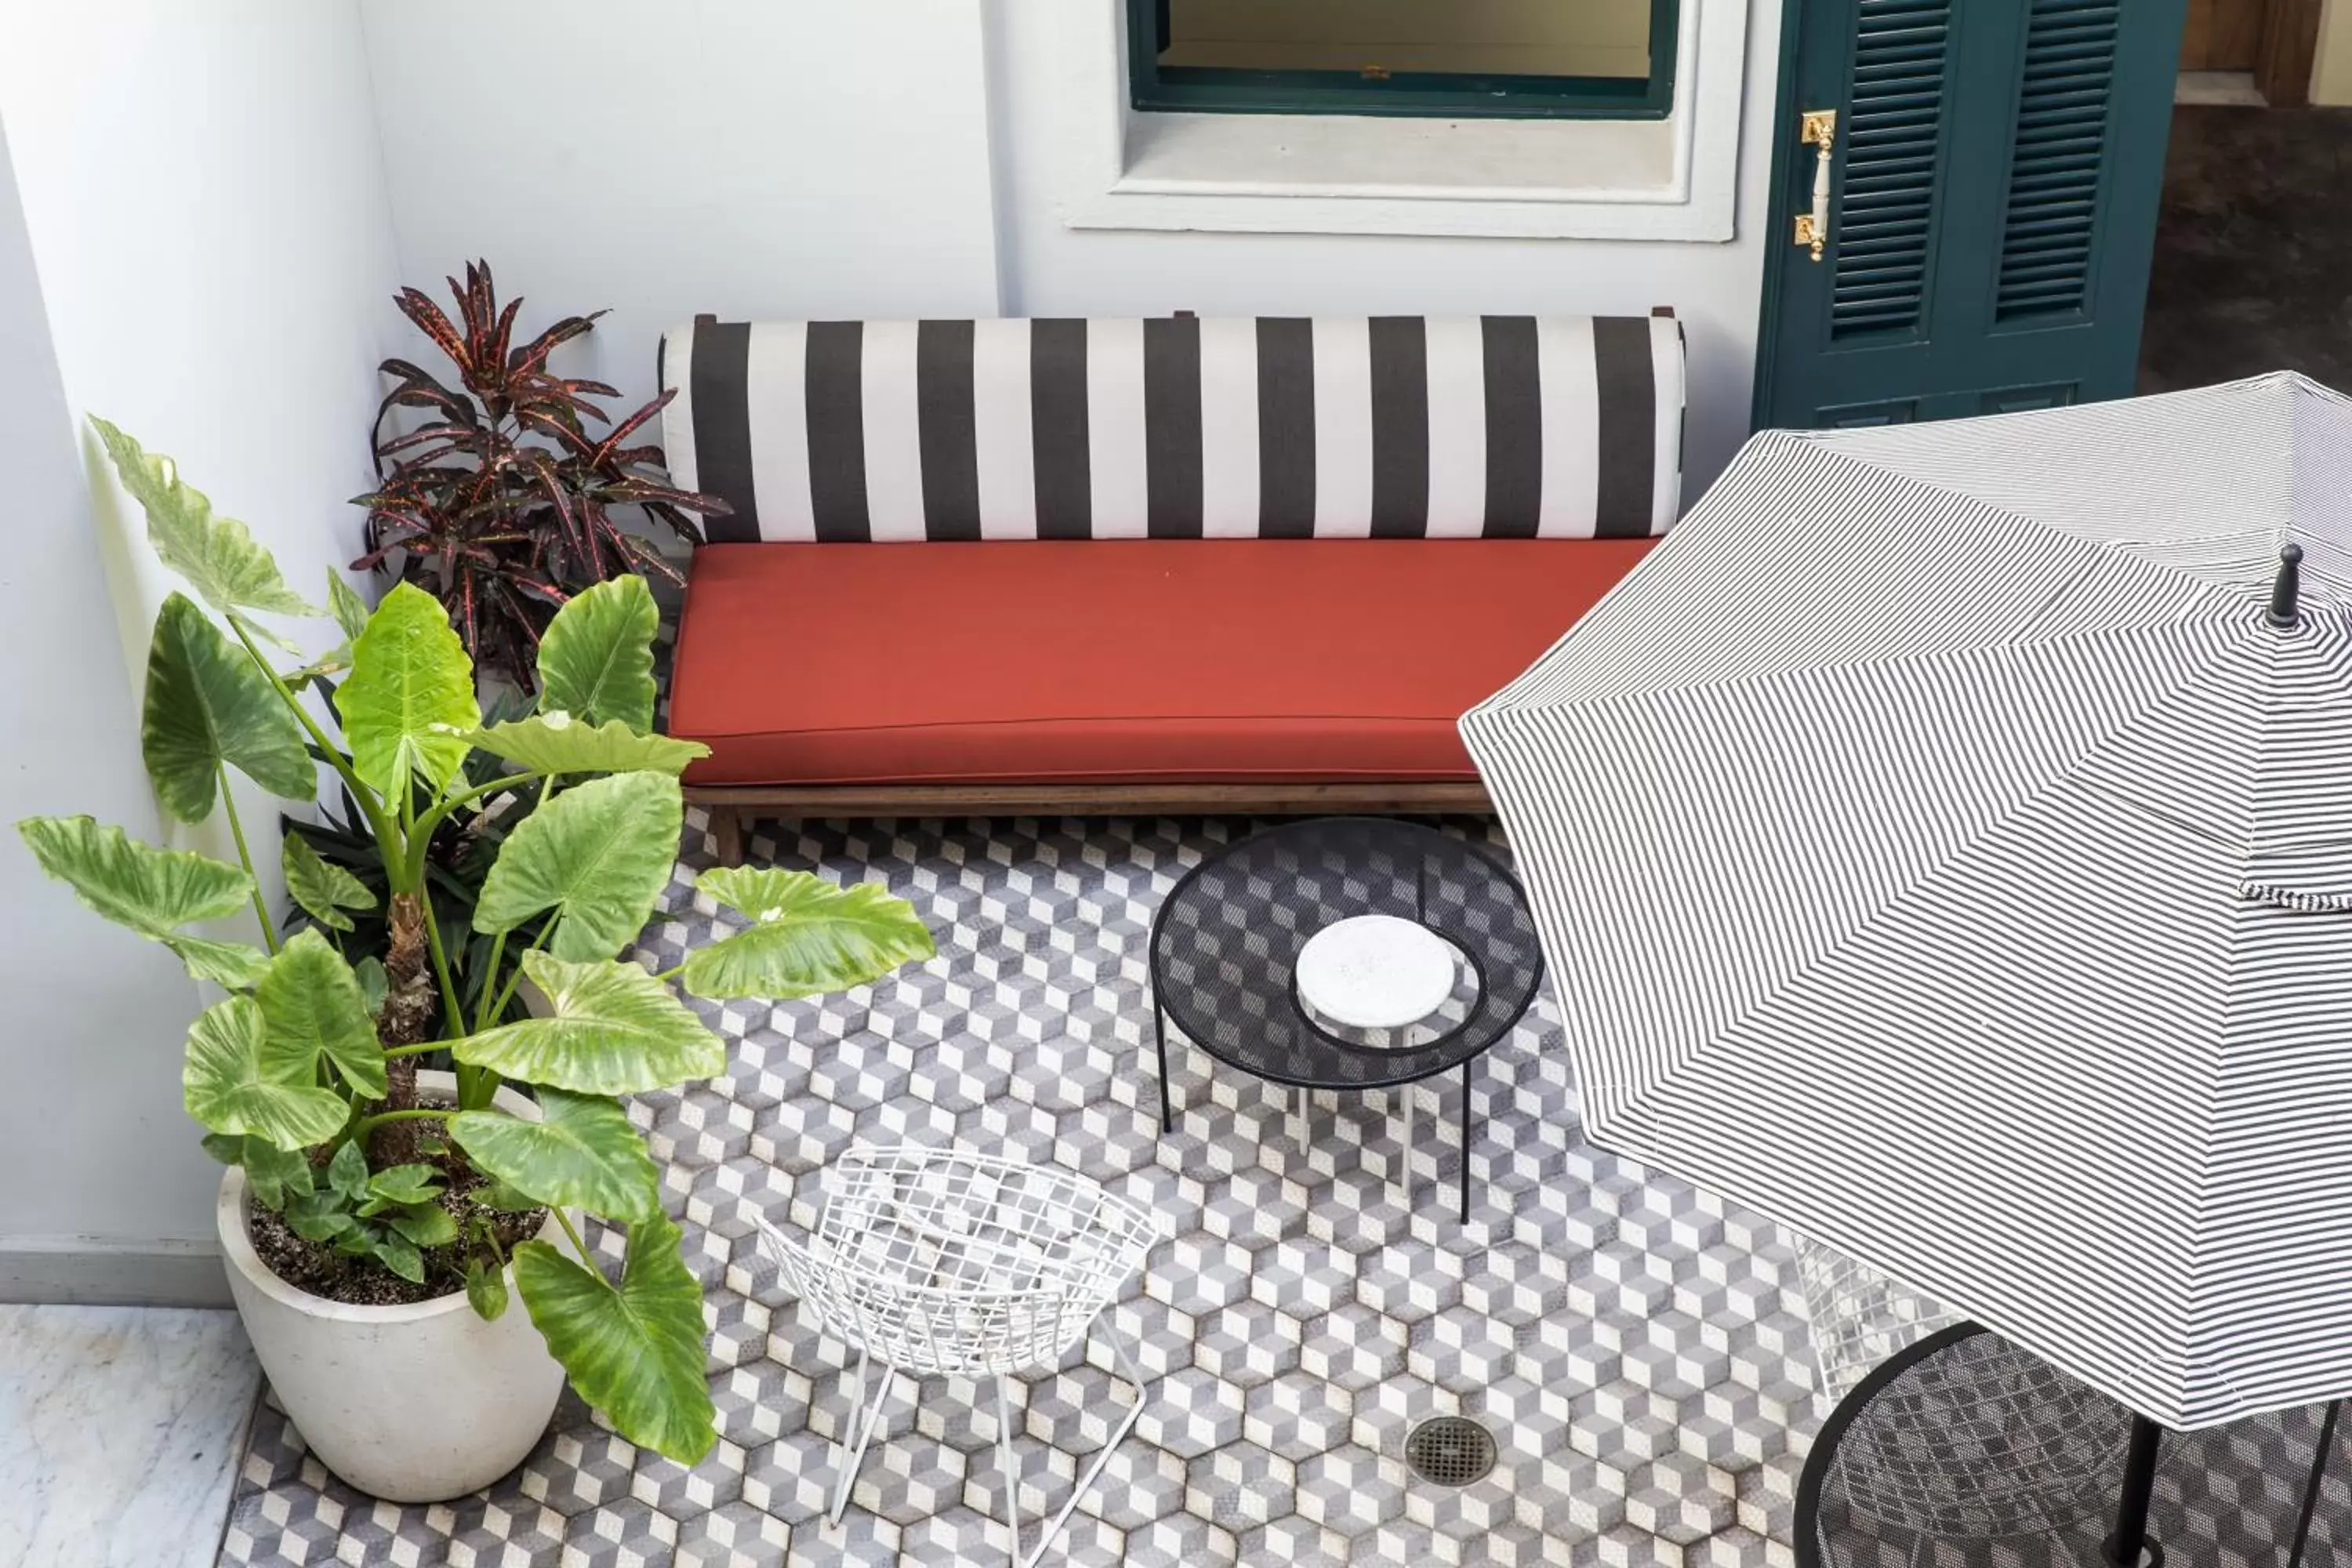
[1461,372,2352,1452]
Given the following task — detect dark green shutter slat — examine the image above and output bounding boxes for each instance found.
[1993,0,2122,322]
[1828,0,1955,342]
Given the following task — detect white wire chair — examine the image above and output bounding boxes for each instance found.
[754,1145,1162,1568]
[1793,1232,1963,1407]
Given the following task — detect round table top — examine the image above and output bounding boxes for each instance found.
[1294,914,1461,1032]
[1148,817,1543,1091]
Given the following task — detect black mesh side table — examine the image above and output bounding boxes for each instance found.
[1798,1324,2352,1568]
[1146,817,1544,1222]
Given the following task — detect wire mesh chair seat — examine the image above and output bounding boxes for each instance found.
[1793,1234,1965,1406]
[756,1145,1160,1567]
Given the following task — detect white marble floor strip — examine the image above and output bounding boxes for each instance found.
[0,1305,258,1568]
[2176,70,2267,107]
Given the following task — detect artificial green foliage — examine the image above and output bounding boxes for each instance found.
[255,1142,462,1286]
[16,419,931,1469]
[327,572,371,644]
[143,593,316,822]
[336,580,476,797]
[684,868,938,1000]
[454,953,727,1094]
[167,936,276,989]
[514,1210,716,1463]
[451,1088,661,1221]
[16,815,266,986]
[467,714,708,779]
[224,1138,314,1209]
[256,931,387,1098]
[465,1250,511,1321]
[182,996,351,1150]
[282,832,377,932]
[89,417,318,637]
[534,575,662,732]
[472,771,684,962]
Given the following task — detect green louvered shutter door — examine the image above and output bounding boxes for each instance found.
[1994,0,2124,322]
[1827,1,1954,342]
[1755,0,2185,432]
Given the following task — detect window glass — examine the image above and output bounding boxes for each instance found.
[1161,0,1654,82]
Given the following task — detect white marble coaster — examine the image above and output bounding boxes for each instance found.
[1294,913,1457,1033]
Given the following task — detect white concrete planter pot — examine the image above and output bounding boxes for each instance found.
[216,1071,569,1502]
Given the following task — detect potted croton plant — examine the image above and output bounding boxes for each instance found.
[20,420,933,1501]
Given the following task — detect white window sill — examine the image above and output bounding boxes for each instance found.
[1048,0,1745,243]
[1126,110,1677,201]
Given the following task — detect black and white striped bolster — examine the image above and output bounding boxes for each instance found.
[662,315,1683,543]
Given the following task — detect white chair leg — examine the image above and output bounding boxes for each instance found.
[995,1374,1022,1566]
[1019,1325,1149,1568]
[829,1347,896,1529]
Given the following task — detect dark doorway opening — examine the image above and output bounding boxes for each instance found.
[2137,7,2352,394]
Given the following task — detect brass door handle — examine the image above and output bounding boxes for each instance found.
[1792,109,1836,263]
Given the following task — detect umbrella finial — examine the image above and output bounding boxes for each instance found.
[2268,542,2304,629]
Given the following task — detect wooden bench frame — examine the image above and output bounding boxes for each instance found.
[688,782,1494,866]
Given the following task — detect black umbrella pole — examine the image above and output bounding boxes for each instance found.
[2102,1416,2165,1566]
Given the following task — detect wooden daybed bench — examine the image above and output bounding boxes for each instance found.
[657,313,1686,863]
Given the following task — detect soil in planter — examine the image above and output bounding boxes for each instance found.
[247,1112,550,1308]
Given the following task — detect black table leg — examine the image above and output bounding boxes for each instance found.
[1460,1059,1472,1224]
[2288,1399,2342,1568]
[1154,1002,1174,1133]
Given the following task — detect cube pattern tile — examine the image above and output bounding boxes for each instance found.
[218,811,1828,1566]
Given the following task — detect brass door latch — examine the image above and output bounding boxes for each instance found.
[1793,109,1837,262]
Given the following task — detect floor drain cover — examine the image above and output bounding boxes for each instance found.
[1406,1414,1497,1486]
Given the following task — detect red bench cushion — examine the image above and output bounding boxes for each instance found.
[670,539,1652,788]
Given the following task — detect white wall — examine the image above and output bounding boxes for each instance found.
[358,0,1776,492]
[0,115,223,1301]
[2317,0,2352,104]
[0,0,401,1299]
[359,0,1004,426]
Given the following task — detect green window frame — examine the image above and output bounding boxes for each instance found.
[1127,0,1680,121]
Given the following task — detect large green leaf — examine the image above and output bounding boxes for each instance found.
[17,817,267,983]
[681,869,935,1000]
[536,576,659,733]
[282,832,377,933]
[163,935,273,989]
[183,996,349,1150]
[89,418,318,629]
[472,771,681,961]
[513,1209,715,1462]
[451,1089,660,1221]
[467,714,709,779]
[453,953,724,1094]
[326,572,371,643]
[337,581,477,798]
[141,593,315,823]
[256,930,387,1098]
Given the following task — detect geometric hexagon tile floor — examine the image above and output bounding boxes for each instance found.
[218,812,1823,1567]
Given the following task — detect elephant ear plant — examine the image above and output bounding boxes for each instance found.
[20,419,935,1464]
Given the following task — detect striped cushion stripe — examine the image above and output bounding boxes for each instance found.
[806,320,868,542]
[1031,319,1091,539]
[662,314,1683,543]
[1144,314,1203,539]
[1461,372,2352,1431]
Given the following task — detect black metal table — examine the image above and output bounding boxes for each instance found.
[1145,817,1543,1221]
[1798,1324,2352,1568]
